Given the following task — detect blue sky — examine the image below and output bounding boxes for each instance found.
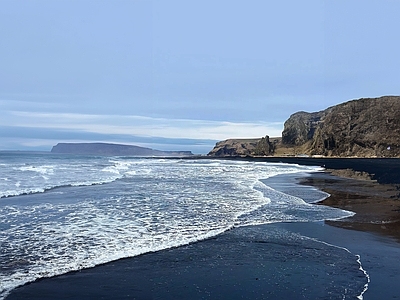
[1,0,399,153]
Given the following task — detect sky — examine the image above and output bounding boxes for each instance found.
[1,0,399,153]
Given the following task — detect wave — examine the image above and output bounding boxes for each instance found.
[15,165,55,175]
[0,223,233,300]
[1,157,352,299]
[0,177,120,199]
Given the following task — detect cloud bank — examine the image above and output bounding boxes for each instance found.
[1,107,282,153]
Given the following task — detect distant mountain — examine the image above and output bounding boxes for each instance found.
[51,143,194,157]
[208,96,400,158]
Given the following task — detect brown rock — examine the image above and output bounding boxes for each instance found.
[282,96,400,157]
[281,110,329,146]
[208,136,274,157]
[208,95,400,158]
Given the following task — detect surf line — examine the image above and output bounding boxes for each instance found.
[305,236,370,300]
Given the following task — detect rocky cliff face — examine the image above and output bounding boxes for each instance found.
[207,136,274,157]
[281,110,329,146]
[208,96,400,158]
[282,96,400,157]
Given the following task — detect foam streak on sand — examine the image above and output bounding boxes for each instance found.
[262,172,371,299]
[356,255,370,300]
[305,237,370,300]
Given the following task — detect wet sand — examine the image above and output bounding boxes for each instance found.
[6,222,383,300]
[299,171,400,242]
[296,168,400,299]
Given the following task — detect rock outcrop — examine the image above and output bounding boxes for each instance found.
[208,96,400,158]
[281,96,400,157]
[281,110,329,146]
[207,136,275,157]
[51,143,194,156]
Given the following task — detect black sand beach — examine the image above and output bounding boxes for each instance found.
[300,171,400,242]
[8,222,396,300]
[6,158,400,300]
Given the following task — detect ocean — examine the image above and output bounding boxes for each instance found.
[0,152,369,299]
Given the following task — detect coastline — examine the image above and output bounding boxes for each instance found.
[293,168,400,299]
[203,156,400,184]
[204,156,400,241]
[7,222,378,300]
[299,171,400,242]
[6,158,400,299]
[215,156,400,241]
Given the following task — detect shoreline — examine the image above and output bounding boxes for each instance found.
[233,155,400,242]
[6,158,400,299]
[202,156,400,184]
[7,221,380,300]
[298,171,400,242]
[215,155,400,242]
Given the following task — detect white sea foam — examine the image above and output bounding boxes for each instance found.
[17,165,55,175]
[0,156,360,298]
[0,157,125,198]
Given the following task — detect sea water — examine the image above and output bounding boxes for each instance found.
[0,152,367,299]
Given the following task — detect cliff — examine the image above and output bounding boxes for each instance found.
[51,143,194,157]
[207,136,275,157]
[282,96,400,157]
[281,110,330,146]
[208,96,400,158]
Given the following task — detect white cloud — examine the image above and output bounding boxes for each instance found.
[4,111,283,140]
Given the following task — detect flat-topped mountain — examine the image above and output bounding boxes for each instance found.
[208,96,400,158]
[51,143,194,157]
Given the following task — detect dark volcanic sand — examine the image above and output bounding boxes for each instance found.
[7,221,400,300]
[223,157,400,184]
[300,171,400,242]
[6,223,378,300]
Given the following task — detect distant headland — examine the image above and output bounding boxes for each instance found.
[51,142,194,157]
[208,96,400,158]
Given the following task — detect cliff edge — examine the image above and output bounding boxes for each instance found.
[208,96,400,158]
[207,136,276,157]
[282,96,400,157]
